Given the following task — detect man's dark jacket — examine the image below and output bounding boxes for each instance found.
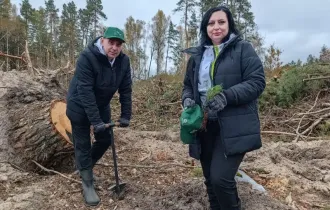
[182,35,266,160]
[66,37,132,126]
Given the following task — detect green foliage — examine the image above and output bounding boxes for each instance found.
[206,85,223,101]
[315,120,330,137]
[191,167,203,177]
[259,64,330,110]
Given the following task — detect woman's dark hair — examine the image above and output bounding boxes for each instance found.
[199,5,240,46]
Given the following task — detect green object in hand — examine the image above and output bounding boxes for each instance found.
[206,85,223,101]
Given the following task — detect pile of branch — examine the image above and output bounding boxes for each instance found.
[111,76,183,131]
[261,89,330,141]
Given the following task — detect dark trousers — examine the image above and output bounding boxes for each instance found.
[200,121,244,210]
[67,108,112,171]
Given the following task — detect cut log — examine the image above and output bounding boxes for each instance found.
[0,70,75,173]
[50,99,73,145]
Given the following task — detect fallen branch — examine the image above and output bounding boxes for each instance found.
[0,51,26,62]
[301,112,330,135]
[294,90,322,142]
[31,160,81,184]
[303,76,330,81]
[0,161,26,172]
[297,107,330,116]
[261,131,322,140]
[97,162,196,169]
[321,103,330,107]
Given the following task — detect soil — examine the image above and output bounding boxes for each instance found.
[1,71,330,210]
[1,126,329,210]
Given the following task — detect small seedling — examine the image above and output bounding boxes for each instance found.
[202,85,223,130]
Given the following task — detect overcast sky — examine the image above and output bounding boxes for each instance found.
[11,0,330,64]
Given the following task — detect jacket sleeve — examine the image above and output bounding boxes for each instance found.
[223,42,266,105]
[118,56,132,120]
[181,56,195,106]
[75,53,103,126]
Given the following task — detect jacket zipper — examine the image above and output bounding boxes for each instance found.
[212,42,235,160]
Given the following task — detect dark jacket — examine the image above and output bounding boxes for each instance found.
[182,35,266,160]
[66,37,132,126]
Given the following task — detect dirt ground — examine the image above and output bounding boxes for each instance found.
[2,126,330,210]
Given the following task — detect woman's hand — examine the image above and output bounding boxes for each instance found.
[207,93,227,112]
[183,98,195,108]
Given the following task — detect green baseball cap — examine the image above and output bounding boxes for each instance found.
[103,27,125,43]
[179,104,203,144]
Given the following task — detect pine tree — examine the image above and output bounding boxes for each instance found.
[165,20,178,73]
[172,25,185,73]
[188,10,199,46]
[20,0,33,41]
[199,0,224,17]
[151,10,169,74]
[0,0,12,18]
[44,0,59,58]
[86,0,107,40]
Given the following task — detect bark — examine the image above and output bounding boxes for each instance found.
[0,69,75,173]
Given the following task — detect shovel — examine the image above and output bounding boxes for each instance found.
[108,121,127,199]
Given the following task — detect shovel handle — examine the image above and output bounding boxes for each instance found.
[108,121,120,128]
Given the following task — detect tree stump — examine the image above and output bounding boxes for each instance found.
[0,70,75,173]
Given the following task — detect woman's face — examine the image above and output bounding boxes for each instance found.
[207,10,229,45]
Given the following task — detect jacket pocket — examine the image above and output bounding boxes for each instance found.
[219,104,261,155]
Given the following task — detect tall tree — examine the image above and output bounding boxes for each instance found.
[199,0,224,17]
[188,10,198,46]
[0,0,12,18]
[30,7,48,67]
[264,44,282,71]
[44,0,59,58]
[172,25,185,73]
[173,0,197,50]
[124,16,146,80]
[235,0,255,40]
[165,20,179,73]
[58,2,79,65]
[151,10,169,74]
[20,0,33,41]
[78,8,90,47]
[173,0,197,73]
[249,28,266,61]
[86,0,107,40]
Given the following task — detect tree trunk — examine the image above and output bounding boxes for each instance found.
[0,69,74,173]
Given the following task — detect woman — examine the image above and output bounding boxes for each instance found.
[181,5,266,210]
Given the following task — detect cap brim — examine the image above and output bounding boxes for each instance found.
[105,37,125,43]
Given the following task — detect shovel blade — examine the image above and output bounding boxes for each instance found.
[108,182,127,200]
[108,182,127,192]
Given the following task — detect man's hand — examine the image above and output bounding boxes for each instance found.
[91,122,110,133]
[183,98,195,108]
[207,92,227,112]
[118,118,129,127]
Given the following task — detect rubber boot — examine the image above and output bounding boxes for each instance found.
[74,158,102,183]
[80,169,100,206]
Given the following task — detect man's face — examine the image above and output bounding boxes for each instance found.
[101,38,123,59]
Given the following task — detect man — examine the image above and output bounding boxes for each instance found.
[66,26,132,206]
